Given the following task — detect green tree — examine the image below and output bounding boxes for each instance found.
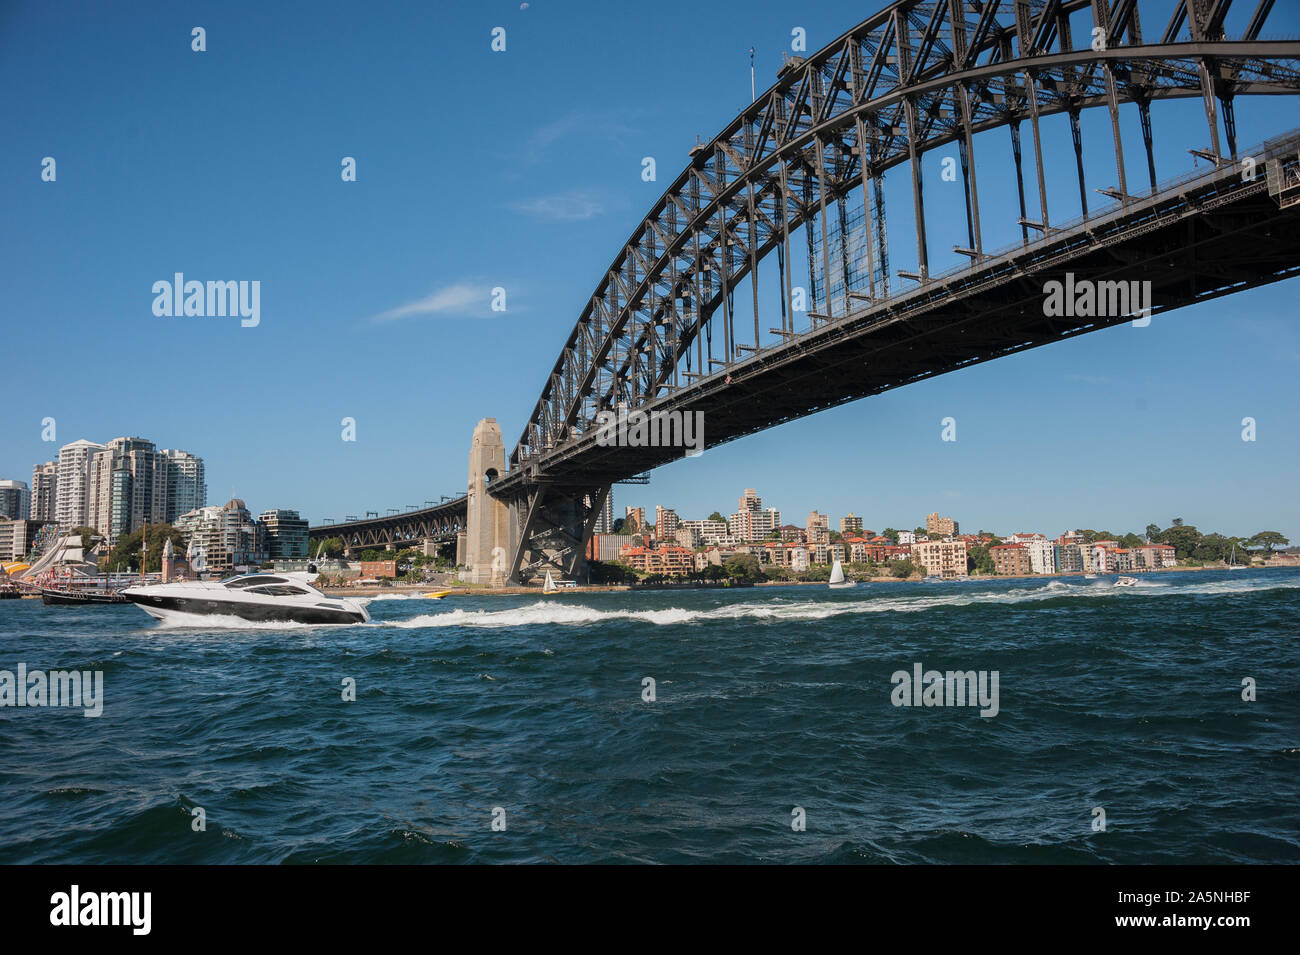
[316,537,344,559]
[888,558,916,579]
[106,524,186,573]
[707,512,725,523]
[611,517,626,534]
[724,553,762,581]
[1145,523,1162,543]
[1161,523,1202,560]
[1248,531,1289,556]
[881,528,900,544]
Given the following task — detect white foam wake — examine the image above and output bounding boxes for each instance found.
[377,574,1300,629]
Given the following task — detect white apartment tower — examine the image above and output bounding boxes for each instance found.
[30,462,57,522]
[55,439,105,529]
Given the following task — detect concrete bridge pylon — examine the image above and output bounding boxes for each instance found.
[464,418,511,585]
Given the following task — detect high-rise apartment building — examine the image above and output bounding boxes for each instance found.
[0,480,29,521]
[655,506,680,540]
[55,440,106,529]
[840,513,863,534]
[593,491,615,535]
[89,437,168,542]
[161,449,206,522]
[29,462,58,522]
[624,506,646,534]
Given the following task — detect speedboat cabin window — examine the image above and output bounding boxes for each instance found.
[223,575,290,589]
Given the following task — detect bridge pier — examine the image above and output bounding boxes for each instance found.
[464,418,511,585]
[505,484,607,586]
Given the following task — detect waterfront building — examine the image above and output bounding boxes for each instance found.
[912,539,969,578]
[1091,541,1118,573]
[675,520,729,547]
[897,530,917,545]
[779,524,805,543]
[0,480,29,521]
[175,499,265,574]
[655,506,680,540]
[0,519,47,562]
[1134,543,1176,568]
[990,543,1033,576]
[618,543,694,577]
[624,506,646,534]
[593,492,615,535]
[926,512,959,537]
[1055,543,1084,573]
[587,533,638,563]
[29,462,57,522]
[55,439,106,529]
[258,509,309,560]
[160,449,206,522]
[805,510,830,545]
[88,437,167,542]
[728,505,781,542]
[840,513,863,535]
[1023,538,1056,575]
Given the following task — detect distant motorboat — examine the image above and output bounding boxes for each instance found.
[828,559,854,589]
[422,590,452,599]
[1084,574,1097,580]
[1114,576,1139,587]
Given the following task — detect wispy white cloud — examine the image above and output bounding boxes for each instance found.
[519,111,642,164]
[509,189,606,221]
[371,283,495,323]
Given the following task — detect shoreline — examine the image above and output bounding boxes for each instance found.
[322,561,1297,599]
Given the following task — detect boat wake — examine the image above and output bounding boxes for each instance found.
[378,574,1300,629]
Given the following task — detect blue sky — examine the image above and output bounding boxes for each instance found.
[2,0,1298,542]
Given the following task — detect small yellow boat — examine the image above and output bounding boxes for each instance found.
[422,590,452,600]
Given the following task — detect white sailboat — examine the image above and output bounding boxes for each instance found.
[542,570,559,594]
[828,558,854,589]
[1226,542,1247,569]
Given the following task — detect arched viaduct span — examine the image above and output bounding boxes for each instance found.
[313,0,1300,584]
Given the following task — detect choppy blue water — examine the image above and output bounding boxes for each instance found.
[1,569,1297,864]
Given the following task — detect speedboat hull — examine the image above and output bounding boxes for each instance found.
[126,592,366,625]
[123,573,369,626]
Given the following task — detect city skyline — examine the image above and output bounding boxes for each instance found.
[3,0,1298,543]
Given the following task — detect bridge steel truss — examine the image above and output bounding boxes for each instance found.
[483,0,1300,582]
[311,0,1300,582]
[308,501,465,554]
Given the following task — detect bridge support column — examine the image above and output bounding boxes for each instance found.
[505,485,608,586]
[464,418,511,585]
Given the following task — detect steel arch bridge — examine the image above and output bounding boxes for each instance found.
[312,0,1300,581]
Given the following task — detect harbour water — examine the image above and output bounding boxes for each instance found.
[1,569,1297,864]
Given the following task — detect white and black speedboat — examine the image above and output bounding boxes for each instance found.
[123,572,370,625]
